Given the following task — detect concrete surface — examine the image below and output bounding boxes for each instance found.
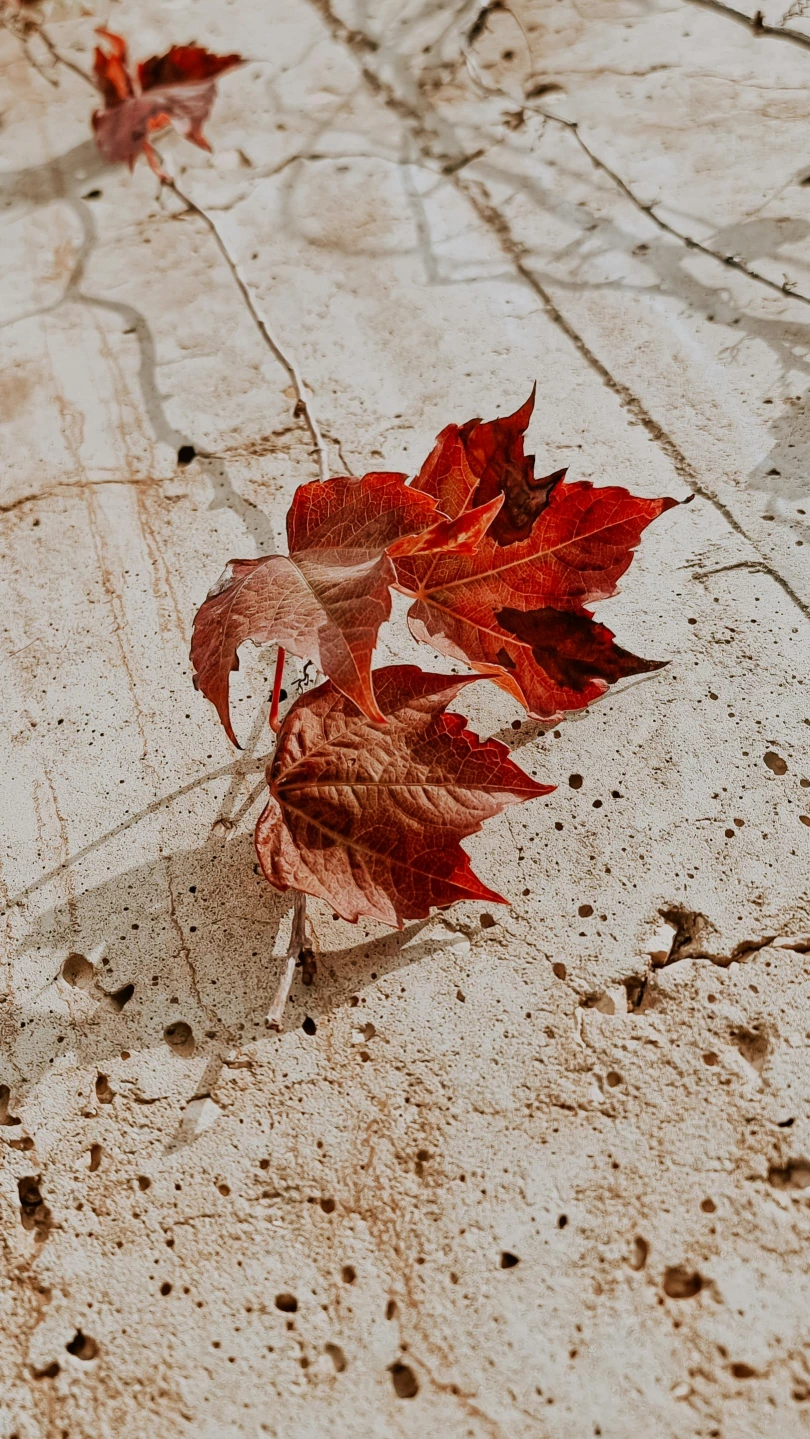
[1,0,809,1434]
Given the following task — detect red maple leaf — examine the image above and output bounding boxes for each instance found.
[191,472,501,743]
[254,665,552,926]
[394,395,678,720]
[91,28,242,176]
[417,387,565,548]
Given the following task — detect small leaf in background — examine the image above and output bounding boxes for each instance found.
[91,28,242,176]
[255,665,552,926]
[191,472,491,742]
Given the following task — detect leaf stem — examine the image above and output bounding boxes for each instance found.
[267,890,308,1031]
[163,174,330,482]
[269,647,285,733]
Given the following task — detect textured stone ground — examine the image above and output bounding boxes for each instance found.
[1,0,810,1434]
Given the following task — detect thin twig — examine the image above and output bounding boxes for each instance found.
[164,173,330,481]
[683,0,810,53]
[461,40,810,311]
[267,890,308,1030]
[35,23,98,88]
[0,7,98,88]
[21,34,57,85]
[556,110,810,308]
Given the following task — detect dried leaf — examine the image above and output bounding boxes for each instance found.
[415,388,564,547]
[191,473,497,743]
[395,399,677,720]
[255,665,551,925]
[91,28,241,174]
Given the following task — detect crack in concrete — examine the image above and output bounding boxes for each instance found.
[0,477,170,519]
[692,557,810,616]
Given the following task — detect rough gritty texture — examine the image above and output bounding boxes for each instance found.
[1,0,810,1435]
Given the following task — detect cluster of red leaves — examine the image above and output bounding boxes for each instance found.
[192,471,500,740]
[192,393,677,925]
[91,28,241,176]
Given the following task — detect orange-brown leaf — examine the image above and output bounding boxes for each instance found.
[396,398,678,721]
[255,666,552,926]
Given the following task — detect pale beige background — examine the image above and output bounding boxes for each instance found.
[1,0,810,1434]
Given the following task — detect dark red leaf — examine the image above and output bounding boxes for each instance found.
[496,607,666,701]
[191,473,487,743]
[137,46,242,92]
[395,444,677,720]
[415,387,564,547]
[91,28,241,174]
[255,666,552,925]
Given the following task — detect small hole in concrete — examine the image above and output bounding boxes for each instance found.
[629,1236,648,1270]
[302,1016,316,1036]
[66,1331,98,1360]
[768,1162,810,1190]
[177,445,196,466]
[164,1022,195,1058]
[62,953,94,989]
[109,983,134,1011]
[500,1251,519,1268]
[34,1361,60,1379]
[663,1267,703,1299]
[341,1264,356,1284]
[390,1362,419,1398]
[0,1085,21,1126]
[275,1293,298,1312]
[325,1342,347,1372]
